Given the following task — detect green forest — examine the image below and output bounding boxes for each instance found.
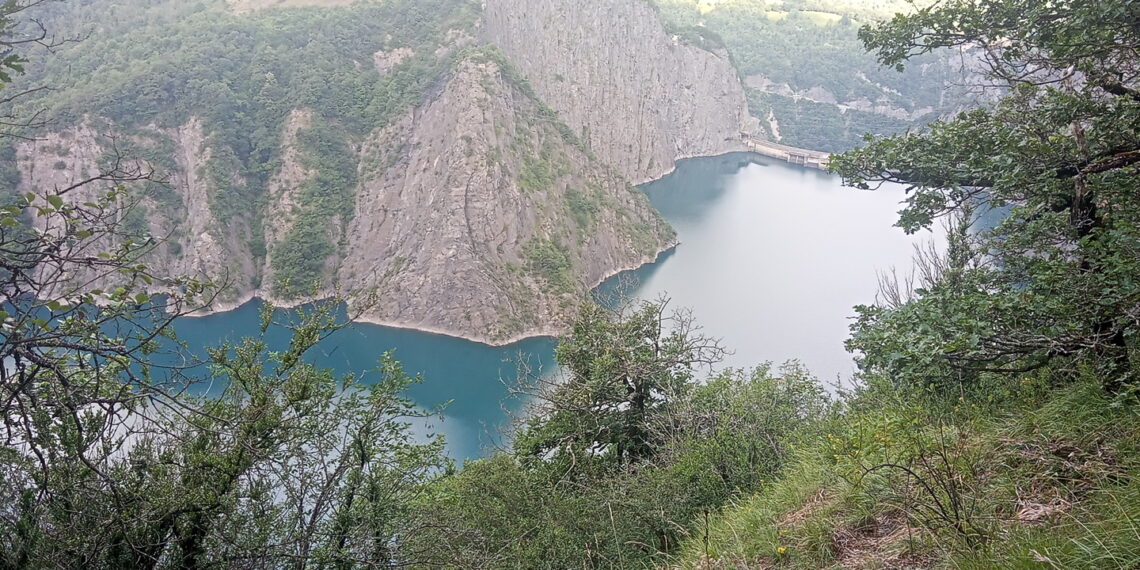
[5,0,480,296]
[2,0,1140,568]
[652,0,971,152]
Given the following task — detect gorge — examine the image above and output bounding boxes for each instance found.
[5,0,938,461]
[6,0,1138,566]
[10,0,765,344]
[171,155,928,460]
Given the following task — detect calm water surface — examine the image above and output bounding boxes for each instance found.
[627,153,932,382]
[175,153,931,459]
[170,301,558,461]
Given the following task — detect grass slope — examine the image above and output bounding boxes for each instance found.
[673,378,1140,569]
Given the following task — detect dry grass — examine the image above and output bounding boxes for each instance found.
[776,489,831,527]
[830,512,933,569]
[674,381,1140,569]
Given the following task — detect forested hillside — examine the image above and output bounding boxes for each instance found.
[3,0,681,343]
[651,0,973,152]
[1,0,1138,568]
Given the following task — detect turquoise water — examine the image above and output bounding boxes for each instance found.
[170,301,558,461]
[172,153,929,460]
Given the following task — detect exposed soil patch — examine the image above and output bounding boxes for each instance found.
[830,513,933,569]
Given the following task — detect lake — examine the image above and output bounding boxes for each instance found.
[622,153,933,381]
[173,153,932,460]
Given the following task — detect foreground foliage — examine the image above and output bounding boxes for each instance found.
[833,0,1140,394]
[0,176,447,567]
[674,0,1140,567]
[675,373,1140,569]
[407,300,830,568]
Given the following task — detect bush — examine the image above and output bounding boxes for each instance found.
[523,237,574,293]
[409,300,830,567]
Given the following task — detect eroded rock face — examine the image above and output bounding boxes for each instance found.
[164,117,258,301]
[483,0,757,183]
[16,119,257,304]
[15,55,675,344]
[16,1,742,342]
[339,58,674,342]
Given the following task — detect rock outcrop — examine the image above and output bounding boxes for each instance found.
[483,0,758,183]
[338,56,674,342]
[15,54,675,344]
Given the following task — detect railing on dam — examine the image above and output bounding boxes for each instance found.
[742,137,830,170]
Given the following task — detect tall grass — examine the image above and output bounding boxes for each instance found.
[670,377,1140,569]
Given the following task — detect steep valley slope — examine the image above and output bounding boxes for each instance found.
[11,0,758,343]
[484,0,759,183]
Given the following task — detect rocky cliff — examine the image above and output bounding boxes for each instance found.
[16,119,259,304]
[336,55,674,342]
[15,53,675,344]
[12,0,765,344]
[483,0,758,183]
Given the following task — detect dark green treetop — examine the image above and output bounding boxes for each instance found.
[832,0,1140,392]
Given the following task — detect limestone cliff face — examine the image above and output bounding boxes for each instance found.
[483,0,758,183]
[14,0,745,343]
[9,0,764,344]
[339,57,674,342]
[163,118,259,299]
[15,55,675,344]
[15,119,257,302]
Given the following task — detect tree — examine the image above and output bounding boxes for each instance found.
[0,3,446,566]
[513,298,726,474]
[832,0,1140,392]
[1,298,447,568]
[408,300,828,568]
[0,0,79,137]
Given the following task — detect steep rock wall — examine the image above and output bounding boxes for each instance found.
[15,55,676,344]
[15,119,258,303]
[339,56,675,342]
[483,0,758,183]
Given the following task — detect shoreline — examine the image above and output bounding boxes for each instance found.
[186,144,829,347]
[350,241,680,347]
[185,243,681,349]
